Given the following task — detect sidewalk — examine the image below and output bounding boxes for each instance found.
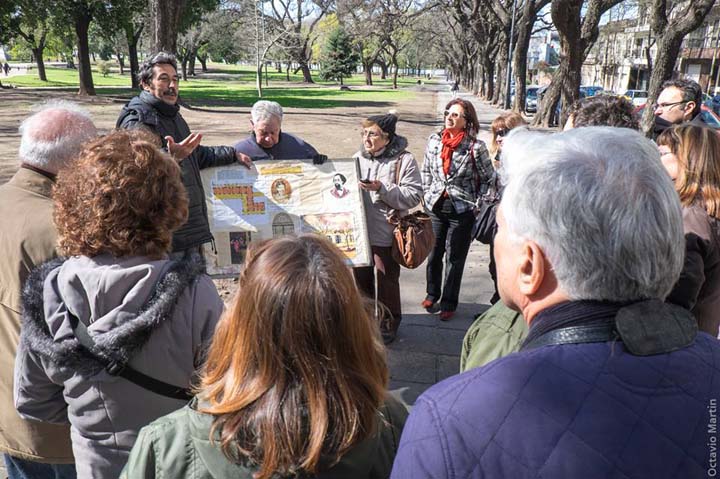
[387,86,510,405]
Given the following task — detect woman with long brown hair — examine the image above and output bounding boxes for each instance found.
[422,98,494,320]
[122,235,408,479]
[657,124,720,336]
[489,112,527,168]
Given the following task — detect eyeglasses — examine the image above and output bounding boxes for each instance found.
[495,129,509,138]
[653,101,687,111]
[361,130,383,139]
[443,110,465,119]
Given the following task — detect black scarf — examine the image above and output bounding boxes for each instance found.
[522,300,626,349]
[140,90,180,118]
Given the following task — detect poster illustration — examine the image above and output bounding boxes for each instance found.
[201,158,370,276]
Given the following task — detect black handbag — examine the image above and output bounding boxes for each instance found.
[468,147,500,245]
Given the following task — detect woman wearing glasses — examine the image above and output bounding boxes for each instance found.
[421,99,493,320]
[489,112,527,168]
[657,124,720,337]
[353,111,422,343]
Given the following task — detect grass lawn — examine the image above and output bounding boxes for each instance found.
[6,63,425,108]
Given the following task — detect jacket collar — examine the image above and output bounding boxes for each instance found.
[9,165,56,198]
[139,90,180,118]
[522,300,625,348]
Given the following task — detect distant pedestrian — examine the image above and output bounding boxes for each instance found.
[3,62,9,76]
[451,80,459,98]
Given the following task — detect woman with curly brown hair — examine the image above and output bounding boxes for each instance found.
[14,130,224,479]
[121,234,408,479]
[657,124,720,336]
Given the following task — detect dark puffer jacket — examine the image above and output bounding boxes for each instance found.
[117,91,237,252]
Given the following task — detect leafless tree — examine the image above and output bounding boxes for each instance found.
[532,0,624,128]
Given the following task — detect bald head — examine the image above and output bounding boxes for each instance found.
[19,101,97,174]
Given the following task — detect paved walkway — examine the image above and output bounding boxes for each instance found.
[388,86,509,405]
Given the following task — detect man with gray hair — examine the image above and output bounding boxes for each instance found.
[234,100,326,163]
[392,127,720,478]
[117,52,251,255]
[0,101,95,478]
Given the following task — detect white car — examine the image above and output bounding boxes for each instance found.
[624,90,648,107]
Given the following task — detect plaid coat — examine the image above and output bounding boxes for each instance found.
[421,132,493,213]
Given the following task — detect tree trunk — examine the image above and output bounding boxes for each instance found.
[379,61,388,79]
[181,56,188,80]
[513,2,540,112]
[198,54,208,72]
[75,12,95,96]
[125,23,142,89]
[641,34,684,135]
[536,67,564,126]
[494,43,508,106]
[117,53,125,75]
[363,58,373,85]
[391,53,399,89]
[188,49,196,76]
[31,47,47,82]
[484,57,495,100]
[298,60,314,83]
[152,0,187,53]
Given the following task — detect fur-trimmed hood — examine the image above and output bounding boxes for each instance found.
[20,254,205,377]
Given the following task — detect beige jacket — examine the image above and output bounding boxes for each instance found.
[0,166,74,462]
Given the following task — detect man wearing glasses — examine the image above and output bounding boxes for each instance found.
[653,79,706,137]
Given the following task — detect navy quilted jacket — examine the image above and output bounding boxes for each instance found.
[392,333,720,478]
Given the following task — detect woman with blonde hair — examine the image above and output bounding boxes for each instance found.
[489,112,527,167]
[14,130,224,478]
[657,124,720,336]
[122,234,408,479]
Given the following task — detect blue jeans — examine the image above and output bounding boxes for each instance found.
[425,198,475,311]
[3,455,76,479]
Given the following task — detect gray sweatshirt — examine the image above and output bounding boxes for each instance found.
[354,135,423,247]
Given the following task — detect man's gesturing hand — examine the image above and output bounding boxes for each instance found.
[166,132,202,162]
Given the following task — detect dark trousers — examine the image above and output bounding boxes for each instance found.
[354,246,402,332]
[425,198,475,311]
[3,455,76,479]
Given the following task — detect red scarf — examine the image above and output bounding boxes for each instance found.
[441,129,465,176]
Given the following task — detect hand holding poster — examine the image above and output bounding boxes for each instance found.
[201,159,371,276]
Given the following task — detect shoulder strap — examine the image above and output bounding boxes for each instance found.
[468,139,482,192]
[521,322,618,351]
[71,315,193,401]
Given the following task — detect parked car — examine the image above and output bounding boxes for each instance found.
[623,89,648,107]
[580,85,604,97]
[634,103,720,129]
[526,86,540,113]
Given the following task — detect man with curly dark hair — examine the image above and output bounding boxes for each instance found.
[117,51,251,256]
[14,130,224,479]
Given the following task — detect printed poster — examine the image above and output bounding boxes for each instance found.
[201,158,371,276]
